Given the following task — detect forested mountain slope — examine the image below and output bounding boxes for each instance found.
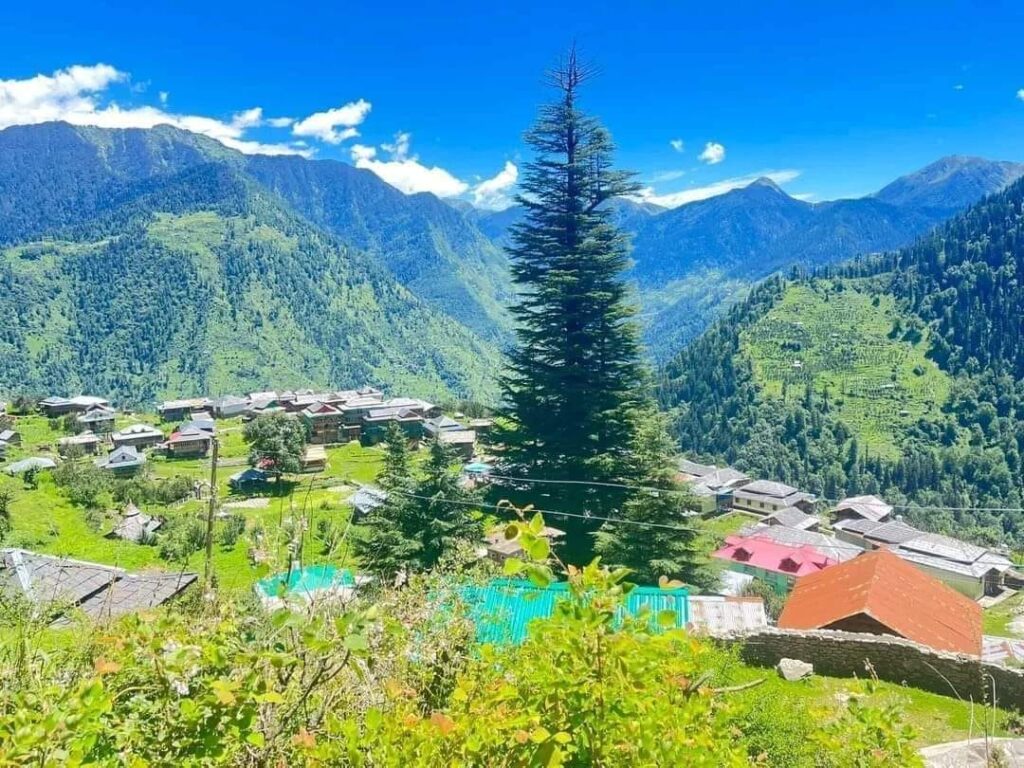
[0,161,502,405]
[659,177,1024,545]
[0,122,511,343]
[477,158,1024,361]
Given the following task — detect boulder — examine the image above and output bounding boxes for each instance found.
[777,658,814,681]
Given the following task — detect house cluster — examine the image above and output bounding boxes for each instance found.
[158,388,490,460]
[679,459,1017,605]
[23,393,216,475]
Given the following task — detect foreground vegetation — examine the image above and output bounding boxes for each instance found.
[1,514,992,766]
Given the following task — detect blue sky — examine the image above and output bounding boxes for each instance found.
[1,0,1024,208]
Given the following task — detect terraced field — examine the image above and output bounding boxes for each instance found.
[740,280,951,459]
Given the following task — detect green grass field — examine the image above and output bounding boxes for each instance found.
[740,280,951,460]
[1,413,387,594]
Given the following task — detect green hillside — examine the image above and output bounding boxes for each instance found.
[0,165,502,405]
[659,176,1024,544]
[740,282,950,459]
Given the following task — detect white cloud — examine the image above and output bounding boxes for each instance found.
[351,132,468,197]
[267,116,293,128]
[292,99,371,144]
[472,160,518,210]
[698,141,726,164]
[953,83,965,91]
[0,63,310,156]
[631,169,801,208]
[158,91,169,105]
[349,143,377,162]
[1017,88,1024,102]
[647,169,686,183]
[669,138,684,153]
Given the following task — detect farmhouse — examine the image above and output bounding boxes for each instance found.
[833,518,1013,600]
[778,549,983,656]
[712,525,856,594]
[340,396,386,426]
[300,444,327,473]
[111,424,164,450]
[5,457,57,475]
[107,502,163,544]
[439,429,476,459]
[423,415,466,438]
[0,548,197,623]
[763,506,820,531]
[831,494,893,527]
[165,427,212,457]
[38,395,110,417]
[682,466,751,513]
[361,406,424,444]
[98,446,146,475]
[229,468,271,492]
[75,405,117,434]
[58,431,102,456]
[157,398,206,422]
[300,402,350,445]
[677,459,718,483]
[731,479,815,515]
[210,395,250,418]
[0,429,21,446]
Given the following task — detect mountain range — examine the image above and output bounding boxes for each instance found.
[0,120,1021,406]
[0,123,504,405]
[657,173,1024,544]
[477,155,1024,361]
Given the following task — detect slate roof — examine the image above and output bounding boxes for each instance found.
[778,549,983,656]
[764,506,819,530]
[100,446,146,469]
[738,523,861,563]
[733,479,815,507]
[59,432,101,446]
[350,486,388,516]
[77,407,116,423]
[5,457,57,475]
[678,459,718,479]
[0,548,197,623]
[108,503,162,543]
[834,517,921,544]
[168,427,211,443]
[833,494,893,523]
[423,416,464,434]
[0,429,19,443]
[439,430,476,445]
[112,424,163,439]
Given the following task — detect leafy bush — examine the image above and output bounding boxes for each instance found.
[219,514,246,548]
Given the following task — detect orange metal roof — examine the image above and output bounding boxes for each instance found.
[777,549,982,656]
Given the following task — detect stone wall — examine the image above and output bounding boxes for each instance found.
[737,629,1024,710]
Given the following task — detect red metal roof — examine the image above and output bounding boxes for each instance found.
[712,534,836,577]
[777,549,982,656]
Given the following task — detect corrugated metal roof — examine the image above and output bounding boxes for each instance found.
[778,549,983,656]
[688,596,768,636]
[460,580,689,645]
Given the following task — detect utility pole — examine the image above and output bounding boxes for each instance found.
[203,436,220,591]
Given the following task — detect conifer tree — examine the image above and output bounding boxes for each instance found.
[499,48,647,530]
[355,422,420,580]
[593,407,716,588]
[416,438,483,567]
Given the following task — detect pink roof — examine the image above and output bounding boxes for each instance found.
[712,534,837,577]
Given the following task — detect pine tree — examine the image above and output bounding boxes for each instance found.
[593,407,715,588]
[498,48,648,536]
[416,438,484,567]
[354,422,420,580]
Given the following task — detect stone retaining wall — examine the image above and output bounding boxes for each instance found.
[736,629,1024,710]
